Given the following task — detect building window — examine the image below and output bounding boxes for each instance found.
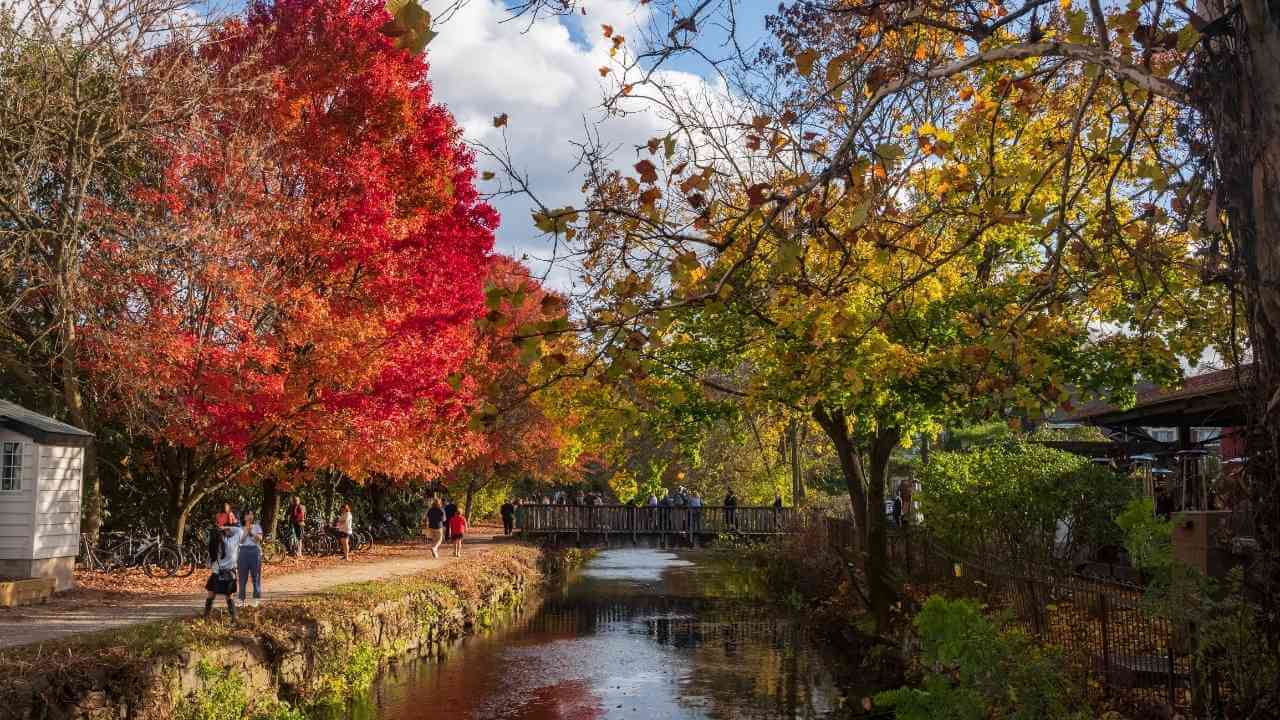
[2,442,21,491]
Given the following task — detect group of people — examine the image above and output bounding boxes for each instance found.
[204,502,266,623]
[421,496,468,559]
[201,497,361,623]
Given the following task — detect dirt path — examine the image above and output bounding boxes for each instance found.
[0,534,502,649]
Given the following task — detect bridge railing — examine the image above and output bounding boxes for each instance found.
[515,504,800,535]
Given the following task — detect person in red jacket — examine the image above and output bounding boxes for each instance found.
[447,511,467,558]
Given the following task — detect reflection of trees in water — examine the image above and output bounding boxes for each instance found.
[521,596,840,720]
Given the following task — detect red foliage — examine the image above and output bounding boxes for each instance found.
[85,0,495,489]
[448,257,570,487]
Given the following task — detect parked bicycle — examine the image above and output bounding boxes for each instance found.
[78,530,185,578]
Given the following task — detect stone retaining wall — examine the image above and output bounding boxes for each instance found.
[1,545,555,720]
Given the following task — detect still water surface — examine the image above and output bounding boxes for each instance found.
[344,548,864,720]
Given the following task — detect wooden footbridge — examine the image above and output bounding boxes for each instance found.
[515,504,799,542]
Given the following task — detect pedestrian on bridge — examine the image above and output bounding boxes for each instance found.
[501,499,516,536]
[724,488,738,531]
[689,492,704,533]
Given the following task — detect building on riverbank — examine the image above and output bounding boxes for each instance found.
[0,399,93,592]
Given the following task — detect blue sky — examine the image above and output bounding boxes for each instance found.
[198,0,778,291]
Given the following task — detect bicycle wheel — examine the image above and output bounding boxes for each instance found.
[354,530,372,553]
[143,546,182,578]
[173,545,198,577]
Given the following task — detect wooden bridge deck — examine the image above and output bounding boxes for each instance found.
[515,504,798,538]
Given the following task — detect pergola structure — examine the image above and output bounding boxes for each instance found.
[1058,365,1254,513]
[1062,365,1252,449]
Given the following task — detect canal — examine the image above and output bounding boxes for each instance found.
[340,547,874,719]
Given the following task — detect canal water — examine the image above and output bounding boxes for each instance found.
[341,547,871,720]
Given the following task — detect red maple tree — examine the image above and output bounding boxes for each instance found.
[86,0,496,540]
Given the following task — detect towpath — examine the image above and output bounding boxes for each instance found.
[0,534,502,649]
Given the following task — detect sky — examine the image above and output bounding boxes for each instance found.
[187,0,773,292]
[424,0,774,291]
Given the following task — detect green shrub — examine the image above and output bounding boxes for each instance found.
[874,596,1088,720]
[176,662,249,720]
[1196,571,1280,715]
[175,661,310,720]
[917,442,1132,564]
[1114,496,1173,575]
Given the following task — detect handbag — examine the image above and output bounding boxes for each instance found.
[205,568,238,595]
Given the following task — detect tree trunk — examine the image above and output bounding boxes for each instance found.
[261,476,280,539]
[813,405,869,546]
[865,426,902,633]
[1199,2,1280,642]
[324,469,338,522]
[174,508,190,546]
[788,419,806,505]
[465,478,478,519]
[812,404,901,633]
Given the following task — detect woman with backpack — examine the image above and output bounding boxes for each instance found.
[204,520,241,623]
[447,510,467,558]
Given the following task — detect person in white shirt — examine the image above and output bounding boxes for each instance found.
[336,503,354,561]
[237,510,264,606]
[204,522,242,622]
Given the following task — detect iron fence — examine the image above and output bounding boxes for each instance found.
[816,514,1197,712]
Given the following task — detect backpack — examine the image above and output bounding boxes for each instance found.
[206,527,224,566]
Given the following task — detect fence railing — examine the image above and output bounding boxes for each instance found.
[516,504,800,535]
[817,514,1195,711]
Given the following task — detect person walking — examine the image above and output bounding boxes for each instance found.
[335,503,354,561]
[500,499,516,536]
[424,498,445,558]
[287,497,306,557]
[204,520,241,623]
[723,488,738,531]
[443,498,459,541]
[447,510,468,558]
[237,510,264,607]
[773,493,784,531]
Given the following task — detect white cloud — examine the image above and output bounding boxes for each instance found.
[427,0,708,292]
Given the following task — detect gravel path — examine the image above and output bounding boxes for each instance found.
[0,535,499,649]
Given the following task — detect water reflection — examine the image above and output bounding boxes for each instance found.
[346,548,857,720]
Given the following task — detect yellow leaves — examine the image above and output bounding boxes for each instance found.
[959,85,975,101]
[794,48,818,77]
[913,44,928,62]
[1059,0,1071,10]
[1176,24,1200,52]
[827,51,858,92]
[953,39,966,57]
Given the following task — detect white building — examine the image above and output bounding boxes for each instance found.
[0,400,93,591]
